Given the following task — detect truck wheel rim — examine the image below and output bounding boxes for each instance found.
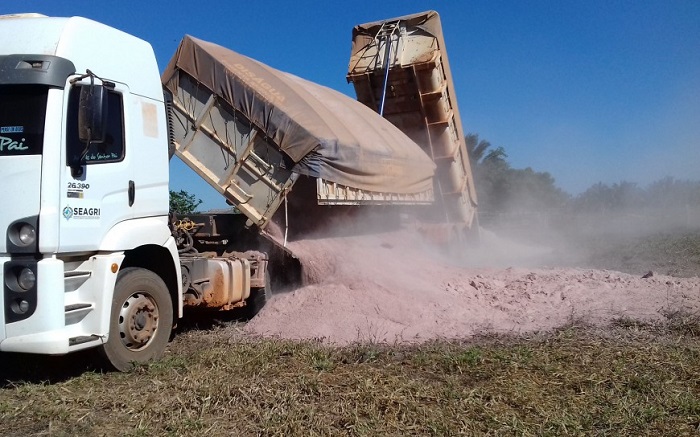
[118,292,159,350]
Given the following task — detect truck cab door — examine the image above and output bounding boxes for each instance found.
[58,82,133,252]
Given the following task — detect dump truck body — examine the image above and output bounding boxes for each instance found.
[162,36,437,232]
[347,11,478,235]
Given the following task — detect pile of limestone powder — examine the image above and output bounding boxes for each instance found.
[245,228,700,344]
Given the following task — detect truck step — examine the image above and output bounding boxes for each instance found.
[68,335,101,347]
[64,270,91,292]
[65,303,92,312]
[65,303,94,325]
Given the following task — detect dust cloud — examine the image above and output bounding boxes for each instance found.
[246,205,700,345]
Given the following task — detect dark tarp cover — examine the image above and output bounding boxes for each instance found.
[162,35,435,195]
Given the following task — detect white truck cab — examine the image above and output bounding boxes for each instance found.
[0,15,182,369]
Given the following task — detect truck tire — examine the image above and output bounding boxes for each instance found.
[99,267,173,371]
[245,270,272,319]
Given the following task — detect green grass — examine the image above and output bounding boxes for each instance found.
[1,319,700,436]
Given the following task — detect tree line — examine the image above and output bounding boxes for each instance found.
[466,133,700,224]
[171,133,698,226]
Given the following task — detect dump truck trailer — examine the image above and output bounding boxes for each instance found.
[0,14,437,370]
[163,35,437,228]
[347,11,478,240]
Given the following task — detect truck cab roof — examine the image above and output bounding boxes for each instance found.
[0,15,162,100]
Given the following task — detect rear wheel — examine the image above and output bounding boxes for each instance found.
[99,267,173,371]
[245,270,272,319]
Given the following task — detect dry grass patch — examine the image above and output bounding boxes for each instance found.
[579,229,700,277]
[1,320,700,436]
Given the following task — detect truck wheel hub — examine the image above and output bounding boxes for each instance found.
[119,292,159,350]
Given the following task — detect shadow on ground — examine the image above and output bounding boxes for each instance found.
[0,307,251,385]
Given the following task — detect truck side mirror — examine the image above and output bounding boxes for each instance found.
[78,84,108,144]
[71,84,108,177]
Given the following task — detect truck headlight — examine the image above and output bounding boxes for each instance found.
[4,260,38,322]
[10,299,30,315]
[7,217,39,253]
[18,267,36,291]
[18,224,36,246]
[4,265,37,293]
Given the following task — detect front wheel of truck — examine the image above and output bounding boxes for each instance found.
[99,267,173,371]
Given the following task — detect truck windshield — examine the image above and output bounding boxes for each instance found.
[0,85,48,156]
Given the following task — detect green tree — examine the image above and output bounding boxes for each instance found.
[572,181,642,213]
[169,190,202,215]
[465,132,569,216]
[466,133,490,164]
[466,133,508,166]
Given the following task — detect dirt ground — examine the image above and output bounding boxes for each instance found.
[246,222,700,345]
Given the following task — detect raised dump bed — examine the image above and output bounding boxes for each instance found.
[347,11,478,235]
[162,35,436,231]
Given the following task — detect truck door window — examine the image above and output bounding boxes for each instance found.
[0,85,47,156]
[66,86,125,164]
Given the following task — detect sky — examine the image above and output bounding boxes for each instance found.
[4,1,699,211]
